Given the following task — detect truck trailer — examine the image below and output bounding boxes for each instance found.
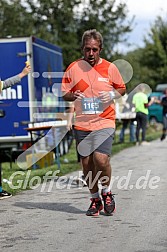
[0,36,72,164]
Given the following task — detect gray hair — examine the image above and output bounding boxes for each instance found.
[81,29,103,49]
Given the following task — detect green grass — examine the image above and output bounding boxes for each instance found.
[2,141,80,195]
[1,125,162,195]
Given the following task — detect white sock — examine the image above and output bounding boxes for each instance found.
[91,192,100,199]
[102,186,111,194]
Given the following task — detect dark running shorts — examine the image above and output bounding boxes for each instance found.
[74,128,115,157]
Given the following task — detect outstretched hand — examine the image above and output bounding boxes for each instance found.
[19,65,31,79]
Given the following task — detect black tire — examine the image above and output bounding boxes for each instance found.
[59,141,64,156]
[63,138,69,154]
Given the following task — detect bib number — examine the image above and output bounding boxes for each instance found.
[82,98,103,114]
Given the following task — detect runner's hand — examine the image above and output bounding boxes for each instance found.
[74,90,85,100]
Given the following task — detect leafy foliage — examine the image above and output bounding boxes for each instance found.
[0,0,132,68]
[0,0,33,37]
[75,0,133,60]
[125,15,167,91]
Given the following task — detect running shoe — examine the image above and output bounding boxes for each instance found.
[0,190,12,200]
[86,198,103,216]
[102,192,115,215]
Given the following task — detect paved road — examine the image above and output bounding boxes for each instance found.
[0,139,167,252]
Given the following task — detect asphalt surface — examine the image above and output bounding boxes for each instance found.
[0,139,167,252]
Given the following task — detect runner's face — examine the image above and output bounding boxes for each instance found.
[82,39,101,66]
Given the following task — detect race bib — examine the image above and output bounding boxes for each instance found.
[81,97,103,114]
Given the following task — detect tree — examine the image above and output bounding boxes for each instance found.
[75,0,133,61]
[25,0,133,66]
[0,0,133,68]
[24,0,83,68]
[124,15,167,91]
[0,0,33,37]
[134,16,167,90]
[142,16,167,86]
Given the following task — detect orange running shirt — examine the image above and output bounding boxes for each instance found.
[62,59,126,131]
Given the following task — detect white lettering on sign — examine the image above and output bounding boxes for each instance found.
[0,85,22,100]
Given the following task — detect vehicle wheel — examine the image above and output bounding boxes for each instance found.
[59,141,64,156]
[63,138,69,154]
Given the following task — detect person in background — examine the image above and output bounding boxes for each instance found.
[62,29,126,216]
[119,119,136,143]
[132,84,155,146]
[0,63,31,199]
[119,93,136,143]
[155,88,167,141]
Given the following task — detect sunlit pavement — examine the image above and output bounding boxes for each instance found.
[0,139,167,252]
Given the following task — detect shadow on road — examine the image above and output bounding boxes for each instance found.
[13,201,85,214]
